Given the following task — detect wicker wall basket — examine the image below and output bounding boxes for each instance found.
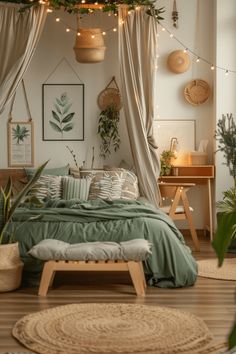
[184,79,211,106]
[74,28,106,63]
[0,243,23,292]
[167,50,190,74]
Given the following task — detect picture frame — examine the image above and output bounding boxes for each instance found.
[153,119,196,153]
[8,121,34,167]
[42,84,84,141]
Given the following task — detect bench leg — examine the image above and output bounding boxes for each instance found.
[38,261,56,296]
[127,261,146,296]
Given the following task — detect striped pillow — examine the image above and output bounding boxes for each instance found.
[29,175,62,201]
[62,177,91,200]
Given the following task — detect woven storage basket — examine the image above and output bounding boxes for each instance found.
[74,28,106,63]
[184,79,211,106]
[97,87,122,111]
[0,243,23,292]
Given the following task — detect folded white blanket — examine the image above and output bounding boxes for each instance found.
[28,239,152,262]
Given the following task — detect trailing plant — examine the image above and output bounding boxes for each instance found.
[212,113,236,351]
[0,161,48,245]
[98,104,120,158]
[4,0,165,22]
[160,150,176,176]
[50,92,75,139]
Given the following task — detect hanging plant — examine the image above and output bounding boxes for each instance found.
[7,0,165,21]
[98,104,120,158]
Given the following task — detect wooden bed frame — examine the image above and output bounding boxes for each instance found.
[0,169,27,188]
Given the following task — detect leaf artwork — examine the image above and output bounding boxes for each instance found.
[49,92,75,138]
[12,124,30,144]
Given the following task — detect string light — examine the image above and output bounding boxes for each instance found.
[55,17,60,22]
[47,8,53,13]
[66,28,71,32]
[81,0,86,3]
[159,24,236,75]
[77,32,81,36]
[91,34,95,38]
[113,28,117,32]
[102,31,106,35]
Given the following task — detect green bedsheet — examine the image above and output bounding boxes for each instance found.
[10,199,197,288]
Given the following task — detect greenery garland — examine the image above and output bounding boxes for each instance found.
[4,0,165,20]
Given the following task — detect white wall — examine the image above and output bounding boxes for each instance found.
[0,10,131,169]
[0,0,216,229]
[215,0,236,202]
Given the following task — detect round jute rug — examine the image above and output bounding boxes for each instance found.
[198,258,236,280]
[12,303,225,354]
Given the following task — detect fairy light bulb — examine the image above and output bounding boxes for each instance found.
[47,8,53,12]
[56,17,60,22]
[66,28,70,32]
[94,1,98,4]
[91,34,95,38]
[113,28,117,32]
[196,57,200,63]
[81,0,86,3]
[161,27,165,32]
[225,70,229,76]
[183,48,188,53]
[211,64,215,70]
[119,20,124,25]
[170,33,174,38]
[77,32,81,36]
[128,10,132,15]
[102,31,106,36]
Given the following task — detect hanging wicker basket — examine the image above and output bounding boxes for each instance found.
[97,77,122,111]
[74,28,106,63]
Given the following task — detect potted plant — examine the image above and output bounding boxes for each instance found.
[160,150,176,176]
[212,113,236,350]
[0,161,47,292]
[98,104,121,158]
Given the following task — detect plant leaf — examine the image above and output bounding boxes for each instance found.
[63,103,72,115]
[49,121,62,133]
[62,113,75,123]
[56,97,64,107]
[63,123,74,132]
[229,321,236,349]
[54,104,62,115]
[212,212,236,266]
[52,110,61,123]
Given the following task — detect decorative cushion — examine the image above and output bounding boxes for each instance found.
[28,175,62,202]
[25,165,69,181]
[62,177,91,200]
[28,239,152,261]
[121,170,139,200]
[80,169,126,200]
[69,166,80,178]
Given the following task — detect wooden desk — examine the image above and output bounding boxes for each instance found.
[159,165,215,240]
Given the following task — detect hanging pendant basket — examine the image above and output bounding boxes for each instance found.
[74,28,106,63]
[97,77,122,111]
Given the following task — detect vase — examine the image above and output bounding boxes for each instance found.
[0,243,24,292]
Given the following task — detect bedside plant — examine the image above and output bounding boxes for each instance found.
[160,150,176,176]
[212,113,236,350]
[0,161,47,292]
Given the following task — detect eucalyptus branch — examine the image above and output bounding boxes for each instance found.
[66,145,79,168]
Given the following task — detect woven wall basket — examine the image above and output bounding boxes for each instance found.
[167,50,190,74]
[184,79,211,106]
[74,28,106,63]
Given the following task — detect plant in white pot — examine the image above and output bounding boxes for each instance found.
[0,161,47,292]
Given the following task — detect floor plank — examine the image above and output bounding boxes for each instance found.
[0,234,235,353]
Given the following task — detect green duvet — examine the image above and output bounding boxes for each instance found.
[11,199,197,288]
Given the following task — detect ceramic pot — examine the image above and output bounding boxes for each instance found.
[0,243,23,292]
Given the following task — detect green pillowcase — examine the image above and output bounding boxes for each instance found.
[25,165,69,181]
[62,177,91,201]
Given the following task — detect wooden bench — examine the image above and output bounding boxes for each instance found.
[38,259,147,297]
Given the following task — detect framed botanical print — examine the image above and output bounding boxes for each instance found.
[42,84,84,141]
[8,121,34,167]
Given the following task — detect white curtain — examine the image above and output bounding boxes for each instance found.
[118,6,161,207]
[0,2,47,113]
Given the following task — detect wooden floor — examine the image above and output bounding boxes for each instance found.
[0,234,235,353]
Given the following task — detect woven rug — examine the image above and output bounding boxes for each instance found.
[12,303,225,354]
[198,258,236,280]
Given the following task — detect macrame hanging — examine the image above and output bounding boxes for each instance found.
[73,15,106,63]
[172,0,179,28]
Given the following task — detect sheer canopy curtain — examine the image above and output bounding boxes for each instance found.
[0,2,47,113]
[118,5,161,207]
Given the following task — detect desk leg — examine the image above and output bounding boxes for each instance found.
[207,178,213,241]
